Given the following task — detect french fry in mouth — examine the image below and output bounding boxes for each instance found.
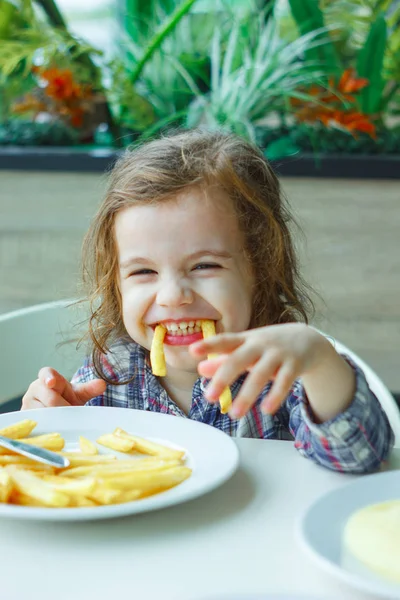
[201,320,232,414]
[150,324,167,376]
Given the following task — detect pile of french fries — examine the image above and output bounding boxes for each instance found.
[0,419,191,509]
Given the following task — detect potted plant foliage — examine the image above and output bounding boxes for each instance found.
[0,0,399,177]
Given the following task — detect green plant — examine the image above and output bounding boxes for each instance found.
[113,0,213,132]
[287,0,399,121]
[288,0,341,72]
[185,12,331,142]
[356,14,387,114]
[320,0,400,114]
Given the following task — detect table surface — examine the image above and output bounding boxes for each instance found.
[1,439,399,600]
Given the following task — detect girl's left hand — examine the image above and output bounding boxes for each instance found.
[189,323,328,418]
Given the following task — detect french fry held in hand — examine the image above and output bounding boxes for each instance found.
[0,419,191,509]
[201,320,232,414]
[150,325,167,376]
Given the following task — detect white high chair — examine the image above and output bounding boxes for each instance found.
[0,300,399,447]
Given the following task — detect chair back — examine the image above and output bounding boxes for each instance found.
[321,333,400,448]
[0,300,87,406]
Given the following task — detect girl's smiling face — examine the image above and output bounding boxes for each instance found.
[115,185,254,374]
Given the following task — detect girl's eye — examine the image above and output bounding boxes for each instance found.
[130,269,156,276]
[193,263,221,271]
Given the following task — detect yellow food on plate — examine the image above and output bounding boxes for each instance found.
[343,500,400,584]
[79,436,98,455]
[150,324,167,376]
[114,428,185,460]
[201,320,232,414]
[0,419,37,440]
[0,419,191,509]
[96,433,135,453]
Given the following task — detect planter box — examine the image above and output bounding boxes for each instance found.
[1,146,400,178]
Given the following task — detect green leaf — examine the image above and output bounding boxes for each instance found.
[357,14,387,114]
[287,0,340,73]
[264,136,300,160]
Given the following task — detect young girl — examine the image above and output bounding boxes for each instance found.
[22,129,393,473]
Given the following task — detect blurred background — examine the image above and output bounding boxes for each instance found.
[0,0,399,399]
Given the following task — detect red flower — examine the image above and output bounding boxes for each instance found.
[291,69,376,139]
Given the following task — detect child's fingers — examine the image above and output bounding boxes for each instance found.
[38,367,68,393]
[38,367,101,406]
[73,379,107,404]
[204,345,262,402]
[261,363,297,415]
[197,355,229,378]
[24,398,46,410]
[189,333,244,358]
[228,355,281,419]
[29,380,72,408]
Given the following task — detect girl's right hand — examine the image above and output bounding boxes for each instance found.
[21,367,107,410]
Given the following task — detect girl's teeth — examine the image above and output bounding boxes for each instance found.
[162,319,212,335]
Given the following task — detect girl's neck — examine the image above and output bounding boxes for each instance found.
[159,368,199,415]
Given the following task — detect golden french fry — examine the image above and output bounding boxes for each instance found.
[0,419,37,440]
[6,466,70,508]
[96,433,135,453]
[0,455,41,466]
[150,325,167,376]
[115,490,141,504]
[201,319,216,339]
[89,486,122,505]
[201,320,232,414]
[58,453,117,467]
[79,436,98,455]
[10,490,48,507]
[63,458,181,478]
[218,386,232,415]
[10,464,56,474]
[101,466,192,493]
[0,469,13,503]
[114,428,185,460]
[42,475,96,497]
[0,433,65,455]
[70,496,97,508]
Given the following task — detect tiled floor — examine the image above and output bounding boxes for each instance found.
[1,170,399,391]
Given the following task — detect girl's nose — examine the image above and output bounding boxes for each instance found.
[156,278,193,307]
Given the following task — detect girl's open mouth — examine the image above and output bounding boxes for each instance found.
[155,320,211,346]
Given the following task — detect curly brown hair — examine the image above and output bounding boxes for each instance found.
[81,128,314,379]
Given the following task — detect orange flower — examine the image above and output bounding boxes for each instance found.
[13,66,94,129]
[291,68,376,139]
[338,69,369,94]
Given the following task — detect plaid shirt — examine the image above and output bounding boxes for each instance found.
[71,337,394,474]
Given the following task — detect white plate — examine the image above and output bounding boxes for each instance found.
[297,470,400,599]
[0,406,239,521]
